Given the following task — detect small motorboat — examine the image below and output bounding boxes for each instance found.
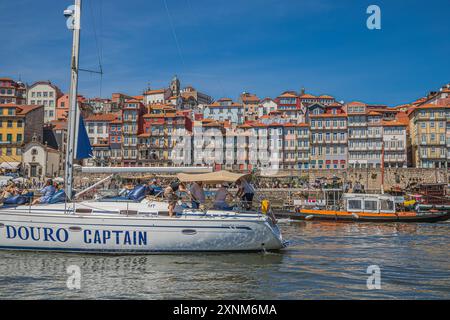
[293,193,450,223]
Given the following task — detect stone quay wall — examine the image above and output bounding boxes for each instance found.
[305,168,449,191]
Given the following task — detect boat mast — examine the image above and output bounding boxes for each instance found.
[64,0,82,200]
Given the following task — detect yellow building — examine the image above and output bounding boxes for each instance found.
[408,104,447,168]
[0,104,44,166]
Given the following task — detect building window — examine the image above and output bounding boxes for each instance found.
[7,121,12,128]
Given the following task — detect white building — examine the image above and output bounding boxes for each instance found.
[84,113,117,167]
[258,98,278,118]
[347,101,369,168]
[203,98,244,125]
[27,81,63,123]
[144,88,172,106]
[382,120,408,168]
[85,113,116,145]
[22,140,60,181]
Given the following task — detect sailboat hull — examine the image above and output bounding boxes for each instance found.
[0,206,284,253]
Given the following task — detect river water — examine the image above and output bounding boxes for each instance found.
[0,220,449,299]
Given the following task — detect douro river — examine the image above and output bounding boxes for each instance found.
[0,220,449,299]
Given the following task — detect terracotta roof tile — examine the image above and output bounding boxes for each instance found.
[85,113,117,122]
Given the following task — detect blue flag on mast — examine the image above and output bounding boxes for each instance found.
[75,116,92,160]
[74,106,92,160]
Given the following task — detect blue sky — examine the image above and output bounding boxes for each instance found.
[0,0,449,105]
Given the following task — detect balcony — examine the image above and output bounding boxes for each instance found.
[420,153,446,160]
[348,145,366,151]
[419,140,447,146]
[347,122,367,127]
[348,134,367,139]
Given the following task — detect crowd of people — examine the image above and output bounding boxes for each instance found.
[162,178,255,217]
[0,178,65,205]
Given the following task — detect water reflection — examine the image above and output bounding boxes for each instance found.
[0,221,449,299]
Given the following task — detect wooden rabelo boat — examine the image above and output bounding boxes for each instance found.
[293,193,450,223]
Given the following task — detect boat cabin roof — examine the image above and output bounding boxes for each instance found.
[343,193,396,200]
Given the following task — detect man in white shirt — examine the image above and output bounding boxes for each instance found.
[190,181,205,209]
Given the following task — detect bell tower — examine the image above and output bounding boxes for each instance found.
[170,75,180,96]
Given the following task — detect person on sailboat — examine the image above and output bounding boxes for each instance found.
[0,185,14,201]
[164,180,186,217]
[213,183,233,210]
[148,179,163,197]
[189,181,205,209]
[32,179,56,205]
[236,178,255,210]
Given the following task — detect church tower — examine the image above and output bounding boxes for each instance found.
[170,75,180,96]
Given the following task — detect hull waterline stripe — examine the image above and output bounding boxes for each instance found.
[0,245,273,253]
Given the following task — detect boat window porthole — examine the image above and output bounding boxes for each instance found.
[181,229,197,235]
[69,226,82,232]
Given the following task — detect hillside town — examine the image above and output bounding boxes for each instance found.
[0,76,449,182]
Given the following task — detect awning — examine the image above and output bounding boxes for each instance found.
[176,170,250,184]
[259,171,292,178]
[0,162,21,170]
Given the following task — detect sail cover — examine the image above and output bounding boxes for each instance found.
[74,107,92,160]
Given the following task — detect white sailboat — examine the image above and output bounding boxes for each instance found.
[0,0,285,253]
